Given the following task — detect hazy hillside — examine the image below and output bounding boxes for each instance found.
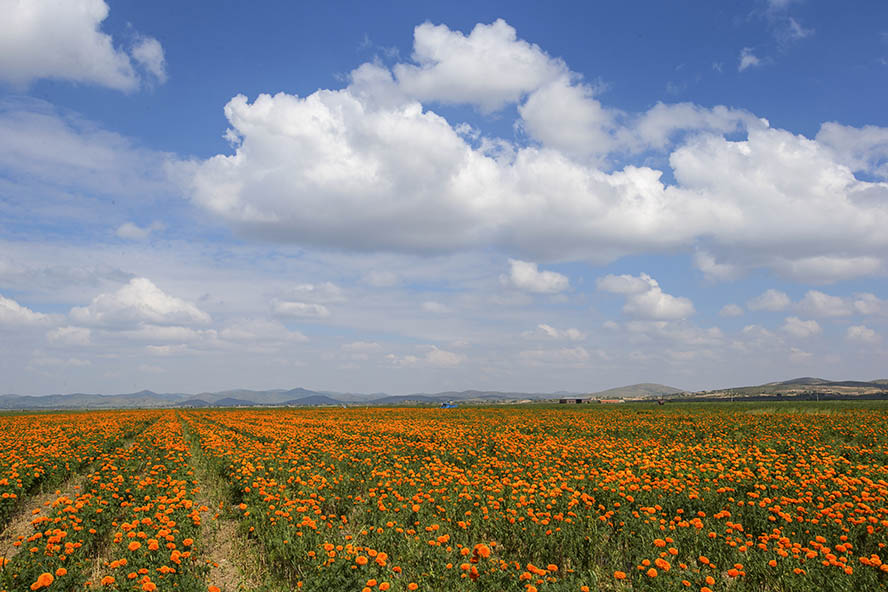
[0,386,564,409]
[590,383,683,399]
[4,377,886,410]
[778,377,832,386]
[689,378,888,400]
[283,395,342,406]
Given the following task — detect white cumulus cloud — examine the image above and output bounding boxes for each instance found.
[798,290,853,317]
[597,273,694,320]
[845,325,880,344]
[694,251,743,282]
[393,19,566,112]
[0,0,165,91]
[130,35,167,84]
[853,293,886,316]
[70,278,210,327]
[518,77,616,160]
[634,103,765,150]
[502,259,569,294]
[747,289,791,312]
[816,122,888,180]
[523,323,586,341]
[0,294,51,326]
[781,316,822,338]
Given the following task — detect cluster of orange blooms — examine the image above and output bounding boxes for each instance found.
[180,405,888,591]
[1,405,886,592]
[0,411,209,592]
[0,412,152,530]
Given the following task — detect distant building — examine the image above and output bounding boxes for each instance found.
[559,398,585,404]
[598,399,624,404]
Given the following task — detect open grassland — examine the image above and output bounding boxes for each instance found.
[0,403,886,591]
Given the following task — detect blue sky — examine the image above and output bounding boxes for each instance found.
[1,0,886,395]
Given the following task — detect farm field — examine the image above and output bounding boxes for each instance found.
[0,404,886,592]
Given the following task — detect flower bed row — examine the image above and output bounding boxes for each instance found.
[183,406,888,592]
[0,411,210,592]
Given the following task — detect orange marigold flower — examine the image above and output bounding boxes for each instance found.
[30,572,54,590]
[613,571,627,580]
[646,568,657,577]
[654,558,670,571]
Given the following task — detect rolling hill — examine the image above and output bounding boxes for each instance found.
[589,383,684,399]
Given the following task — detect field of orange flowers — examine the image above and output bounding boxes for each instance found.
[1,404,887,591]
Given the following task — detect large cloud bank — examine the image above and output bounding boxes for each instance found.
[183,19,888,282]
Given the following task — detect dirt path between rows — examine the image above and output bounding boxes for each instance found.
[180,417,265,592]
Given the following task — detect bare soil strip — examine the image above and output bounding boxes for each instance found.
[180,417,267,592]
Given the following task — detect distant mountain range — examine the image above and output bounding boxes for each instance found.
[0,386,585,410]
[2,377,885,409]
